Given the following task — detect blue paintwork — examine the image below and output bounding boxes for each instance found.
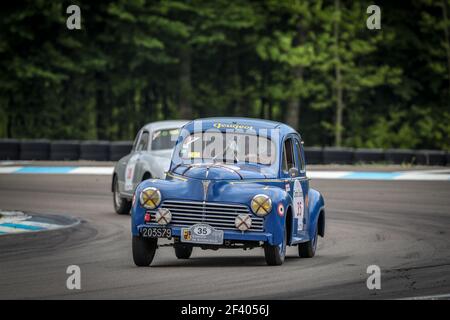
[131,117,325,248]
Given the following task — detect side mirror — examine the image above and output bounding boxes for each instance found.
[288,167,299,178]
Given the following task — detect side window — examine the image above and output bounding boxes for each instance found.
[136,131,149,151]
[132,130,141,151]
[294,138,305,173]
[282,138,295,173]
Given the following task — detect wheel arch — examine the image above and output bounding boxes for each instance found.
[318,209,325,237]
[307,188,325,240]
[112,172,117,192]
[142,171,152,181]
[285,205,294,245]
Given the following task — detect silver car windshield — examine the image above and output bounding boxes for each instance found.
[151,128,180,150]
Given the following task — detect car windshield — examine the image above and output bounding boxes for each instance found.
[178,132,276,166]
[151,128,180,150]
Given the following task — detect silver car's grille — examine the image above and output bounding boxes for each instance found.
[160,200,264,232]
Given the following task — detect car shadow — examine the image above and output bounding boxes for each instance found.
[152,256,266,268]
[151,253,308,268]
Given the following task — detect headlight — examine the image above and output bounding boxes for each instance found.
[139,187,161,209]
[250,194,272,217]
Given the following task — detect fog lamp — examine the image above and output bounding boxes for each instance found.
[155,208,171,225]
[235,214,252,231]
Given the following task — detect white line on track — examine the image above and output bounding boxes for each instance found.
[307,171,350,179]
[68,167,114,175]
[0,167,21,173]
[400,293,450,300]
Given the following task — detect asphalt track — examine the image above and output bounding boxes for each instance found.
[0,173,449,299]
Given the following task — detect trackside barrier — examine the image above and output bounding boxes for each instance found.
[0,139,20,160]
[110,141,133,161]
[50,141,80,160]
[384,149,415,164]
[304,147,323,164]
[414,150,447,166]
[322,147,354,164]
[80,141,110,161]
[353,148,385,163]
[0,139,448,165]
[20,140,50,160]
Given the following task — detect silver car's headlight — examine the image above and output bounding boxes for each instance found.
[250,194,272,217]
[139,187,161,209]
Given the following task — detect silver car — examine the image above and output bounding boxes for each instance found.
[112,120,189,214]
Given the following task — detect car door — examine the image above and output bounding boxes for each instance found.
[117,129,141,196]
[292,135,309,236]
[281,134,308,238]
[120,130,148,197]
[129,130,150,193]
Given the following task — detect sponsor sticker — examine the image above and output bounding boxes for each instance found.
[181,224,224,245]
[213,122,253,130]
[277,203,285,217]
[124,154,139,191]
[183,229,192,241]
[188,151,201,158]
[293,180,305,231]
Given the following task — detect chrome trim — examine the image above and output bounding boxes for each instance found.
[160,200,264,232]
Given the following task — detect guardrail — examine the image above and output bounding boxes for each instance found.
[0,139,448,165]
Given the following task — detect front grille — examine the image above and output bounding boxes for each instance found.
[160,200,264,232]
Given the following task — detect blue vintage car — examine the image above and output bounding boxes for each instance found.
[131,118,325,266]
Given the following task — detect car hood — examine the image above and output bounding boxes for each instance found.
[135,173,287,209]
[171,163,272,180]
[150,149,173,159]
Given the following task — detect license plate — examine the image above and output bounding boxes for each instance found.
[181,224,224,245]
[140,226,172,238]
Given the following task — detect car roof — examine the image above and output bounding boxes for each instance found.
[142,120,190,132]
[183,117,298,135]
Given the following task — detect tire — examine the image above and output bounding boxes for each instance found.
[264,226,287,266]
[174,244,193,259]
[113,176,132,215]
[132,236,157,266]
[298,224,318,258]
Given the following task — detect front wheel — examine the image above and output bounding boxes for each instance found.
[264,226,286,266]
[298,224,318,258]
[174,244,193,259]
[132,236,157,266]
[113,176,132,215]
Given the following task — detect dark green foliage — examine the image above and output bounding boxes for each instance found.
[0,0,449,150]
